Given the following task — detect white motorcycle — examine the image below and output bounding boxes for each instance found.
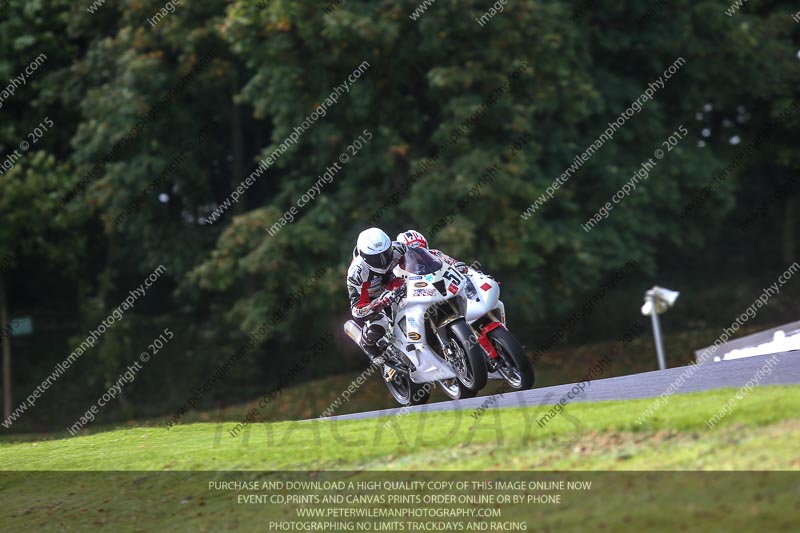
[344,247,488,406]
[462,267,535,390]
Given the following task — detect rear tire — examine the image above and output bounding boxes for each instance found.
[439,319,488,398]
[488,327,535,390]
[385,370,433,406]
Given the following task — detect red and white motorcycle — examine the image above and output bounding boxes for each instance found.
[344,247,488,406]
[462,266,535,390]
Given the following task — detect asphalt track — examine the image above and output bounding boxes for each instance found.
[321,351,800,422]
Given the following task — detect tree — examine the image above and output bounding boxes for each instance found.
[0,0,89,421]
[0,155,89,419]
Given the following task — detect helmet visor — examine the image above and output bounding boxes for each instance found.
[363,248,393,271]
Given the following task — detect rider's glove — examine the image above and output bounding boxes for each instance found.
[454,261,469,274]
[369,296,392,313]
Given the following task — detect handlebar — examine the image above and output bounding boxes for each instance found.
[392,284,407,302]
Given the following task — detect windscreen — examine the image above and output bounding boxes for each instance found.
[402,247,443,275]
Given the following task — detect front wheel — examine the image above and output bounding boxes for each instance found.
[437,319,488,400]
[488,327,535,390]
[385,369,433,406]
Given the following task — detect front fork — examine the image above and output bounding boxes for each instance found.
[428,316,453,354]
[472,321,506,372]
[429,315,469,379]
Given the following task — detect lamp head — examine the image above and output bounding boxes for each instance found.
[641,286,679,315]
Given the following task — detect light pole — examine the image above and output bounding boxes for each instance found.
[640,286,680,370]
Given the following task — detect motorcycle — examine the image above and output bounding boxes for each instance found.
[462,266,535,390]
[344,247,488,406]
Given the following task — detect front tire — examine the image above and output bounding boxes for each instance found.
[437,319,488,399]
[488,327,535,390]
[385,370,433,406]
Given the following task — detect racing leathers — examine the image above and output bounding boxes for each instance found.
[428,249,469,274]
[346,241,407,362]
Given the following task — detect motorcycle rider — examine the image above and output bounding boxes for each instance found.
[395,230,469,275]
[347,228,407,364]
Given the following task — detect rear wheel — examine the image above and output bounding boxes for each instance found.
[437,319,488,399]
[385,369,433,406]
[488,327,535,390]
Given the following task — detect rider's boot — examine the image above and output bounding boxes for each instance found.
[364,336,390,366]
[362,321,389,365]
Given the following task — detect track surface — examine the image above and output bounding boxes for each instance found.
[321,351,800,422]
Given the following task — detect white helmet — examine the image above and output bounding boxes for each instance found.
[357,227,393,273]
[396,230,428,249]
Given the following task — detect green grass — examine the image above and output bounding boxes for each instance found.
[2,386,799,531]
[2,385,799,471]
